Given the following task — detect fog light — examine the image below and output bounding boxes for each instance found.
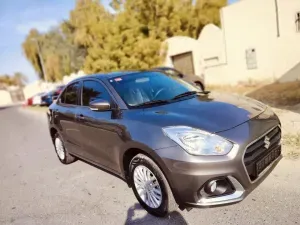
[205,180,217,194]
[202,178,234,197]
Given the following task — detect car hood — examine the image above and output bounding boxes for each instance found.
[141,92,267,133]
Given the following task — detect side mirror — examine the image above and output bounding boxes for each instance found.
[89,99,111,111]
[178,73,184,78]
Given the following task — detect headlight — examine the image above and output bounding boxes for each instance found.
[162,126,234,156]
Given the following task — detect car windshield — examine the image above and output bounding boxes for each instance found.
[109,71,198,107]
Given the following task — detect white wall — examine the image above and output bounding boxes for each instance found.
[23,81,55,99]
[198,24,226,67]
[22,70,85,99]
[62,70,85,84]
[202,0,300,85]
[0,90,12,106]
[274,0,300,81]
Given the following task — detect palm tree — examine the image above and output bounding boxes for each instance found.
[13,72,28,87]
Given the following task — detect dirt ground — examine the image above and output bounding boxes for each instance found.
[273,106,300,159]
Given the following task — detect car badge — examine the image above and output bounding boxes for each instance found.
[264,136,270,149]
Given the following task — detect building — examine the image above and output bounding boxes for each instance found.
[165,0,300,85]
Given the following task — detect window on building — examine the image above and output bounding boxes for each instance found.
[81,80,111,106]
[296,12,300,32]
[204,57,219,67]
[245,48,257,70]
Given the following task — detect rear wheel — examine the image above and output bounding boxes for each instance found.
[53,133,76,164]
[129,154,177,217]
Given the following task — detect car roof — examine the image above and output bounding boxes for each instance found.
[153,66,172,70]
[70,70,149,83]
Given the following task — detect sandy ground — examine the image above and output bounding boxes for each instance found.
[272,105,300,159]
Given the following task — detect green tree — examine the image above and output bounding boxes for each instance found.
[22,0,226,78]
[22,27,85,82]
[13,72,28,87]
[191,0,227,38]
[22,29,44,79]
[0,73,27,87]
[0,75,14,86]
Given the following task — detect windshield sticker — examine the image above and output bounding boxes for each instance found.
[114,77,122,82]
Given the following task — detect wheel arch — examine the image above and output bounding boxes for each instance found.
[120,147,181,205]
[50,127,58,143]
[194,80,205,91]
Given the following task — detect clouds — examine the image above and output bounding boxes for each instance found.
[16,19,58,34]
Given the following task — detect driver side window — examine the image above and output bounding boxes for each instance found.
[82,80,111,106]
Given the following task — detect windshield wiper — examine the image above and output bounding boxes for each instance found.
[133,99,169,107]
[172,91,199,100]
[172,90,211,100]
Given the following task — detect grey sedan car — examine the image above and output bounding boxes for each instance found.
[48,70,282,217]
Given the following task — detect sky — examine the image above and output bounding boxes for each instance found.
[0,0,236,83]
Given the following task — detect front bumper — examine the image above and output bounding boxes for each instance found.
[187,155,282,208]
[154,115,282,208]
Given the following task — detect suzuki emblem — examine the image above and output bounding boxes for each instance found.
[264,136,270,149]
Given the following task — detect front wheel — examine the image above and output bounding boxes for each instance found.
[53,133,76,164]
[129,154,177,217]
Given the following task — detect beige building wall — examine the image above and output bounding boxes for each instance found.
[198,0,300,85]
[274,0,300,82]
[198,24,226,67]
[22,70,85,100]
[0,90,13,106]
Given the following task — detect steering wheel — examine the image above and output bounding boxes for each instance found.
[153,87,167,100]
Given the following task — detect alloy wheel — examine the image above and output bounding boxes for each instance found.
[133,165,162,208]
[55,137,65,160]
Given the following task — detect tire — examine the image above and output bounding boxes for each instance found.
[53,133,76,164]
[129,154,177,217]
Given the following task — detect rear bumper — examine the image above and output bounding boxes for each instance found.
[154,115,282,208]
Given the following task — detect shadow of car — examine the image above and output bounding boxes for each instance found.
[125,203,188,225]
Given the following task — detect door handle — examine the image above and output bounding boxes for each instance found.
[76,114,85,121]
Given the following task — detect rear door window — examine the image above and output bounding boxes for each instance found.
[62,82,80,105]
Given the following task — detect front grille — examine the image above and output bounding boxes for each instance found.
[244,126,281,181]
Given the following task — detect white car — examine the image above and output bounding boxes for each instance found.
[32,92,46,106]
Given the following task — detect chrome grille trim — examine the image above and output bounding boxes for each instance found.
[242,125,281,183]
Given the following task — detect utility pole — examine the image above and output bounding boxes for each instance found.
[275,0,280,37]
[33,38,48,82]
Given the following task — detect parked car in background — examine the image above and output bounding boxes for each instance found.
[31,92,46,106]
[152,66,205,91]
[41,85,65,106]
[26,96,33,106]
[48,71,282,217]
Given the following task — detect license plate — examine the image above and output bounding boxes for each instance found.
[256,147,281,175]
